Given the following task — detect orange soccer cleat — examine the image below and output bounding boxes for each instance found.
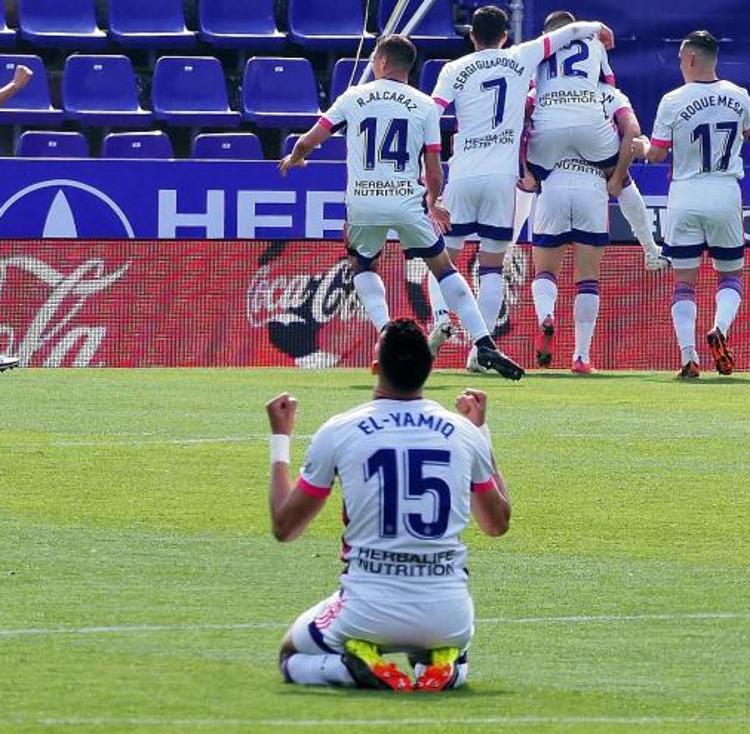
[571,357,595,375]
[343,639,413,692]
[415,647,460,692]
[707,328,734,375]
[535,316,555,368]
[677,360,700,379]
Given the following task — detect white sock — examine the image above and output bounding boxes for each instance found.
[512,187,535,244]
[714,275,742,335]
[437,270,490,342]
[672,283,698,365]
[284,654,355,687]
[618,182,658,255]
[353,271,389,332]
[573,281,600,363]
[477,267,504,333]
[428,271,451,326]
[531,272,558,325]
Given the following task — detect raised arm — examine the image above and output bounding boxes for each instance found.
[266,394,328,542]
[518,21,614,68]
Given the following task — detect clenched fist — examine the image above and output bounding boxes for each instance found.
[266,393,298,435]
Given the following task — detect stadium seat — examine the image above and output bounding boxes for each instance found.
[524,0,641,42]
[288,0,374,53]
[0,19,16,47]
[0,55,64,124]
[153,56,240,128]
[102,131,173,158]
[282,134,347,160]
[16,130,88,157]
[109,0,196,48]
[419,59,456,130]
[63,55,152,127]
[199,0,286,51]
[242,57,321,129]
[329,58,369,104]
[192,132,264,159]
[18,0,107,48]
[377,0,465,54]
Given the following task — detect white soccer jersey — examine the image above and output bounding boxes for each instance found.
[298,398,496,599]
[527,82,631,124]
[651,80,750,182]
[321,79,442,225]
[532,37,614,129]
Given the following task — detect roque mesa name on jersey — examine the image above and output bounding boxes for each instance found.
[677,93,746,122]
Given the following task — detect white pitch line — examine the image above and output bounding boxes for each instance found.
[1,434,313,449]
[1,611,747,640]
[13,716,750,729]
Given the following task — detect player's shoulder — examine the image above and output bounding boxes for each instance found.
[717,78,750,99]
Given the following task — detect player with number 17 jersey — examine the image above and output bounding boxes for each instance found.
[321,80,441,229]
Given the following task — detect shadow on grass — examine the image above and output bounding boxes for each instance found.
[275,684,514,699]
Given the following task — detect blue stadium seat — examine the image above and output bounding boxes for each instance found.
[16,130,88,157]
[378,0,465,54]
[242,57,321,129]
[63,55,152,127]
[282,134,347,160]
[102,131,173,158]
[153,56,240,128]
[0,55,63,124]
[0,18,16,47]
[199,0,286,51]
[192,132,264,159]
[109,0,196,48]
[419,58,456,130]
[524,1,641,42]
[18,0,107,48]
[288,0,374,53]
[329,58,369,104]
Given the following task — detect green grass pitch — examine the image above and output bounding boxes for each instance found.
[1,368,749,734]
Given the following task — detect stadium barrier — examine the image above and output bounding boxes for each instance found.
[0,239,746,370]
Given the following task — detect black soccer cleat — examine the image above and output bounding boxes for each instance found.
[476,346,525,380]
[0,355,19,373]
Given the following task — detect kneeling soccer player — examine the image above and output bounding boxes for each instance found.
[266,318,511,691]
[531,157,610,373]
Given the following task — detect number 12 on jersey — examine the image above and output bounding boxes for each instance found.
[365,448,452,539]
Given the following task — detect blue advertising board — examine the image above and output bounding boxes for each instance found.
[0,159,747,241]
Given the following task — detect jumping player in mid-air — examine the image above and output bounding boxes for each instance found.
[266,318,511,691]
[633,30,749,377]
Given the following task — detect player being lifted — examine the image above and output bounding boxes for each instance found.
[424,6,615,370]
[266,318,511,691]
[280,35,523,380]
[633,30,749,378]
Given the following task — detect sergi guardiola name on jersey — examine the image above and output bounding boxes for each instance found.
[356,546,457,577]
[357,412,455,438]
[678,94,746,122]
[356,90,419,112]
[452,56,525,91]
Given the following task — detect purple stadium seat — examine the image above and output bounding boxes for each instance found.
[242,57,321,129]
[0,18,16,47]
[419,59,455,130]
[288,0,374,53]
[329,58,369,104]
[0,55,63,124]
[18,0,106,49]
[199,0,286,51]
[282,134,346,160]
[16,131,88,157]
[378,0,465,54]
[102,131,173,158]
[63,55,152,127]
[153,56,240,128]
[109,0,196,48]
[192,133,264,159]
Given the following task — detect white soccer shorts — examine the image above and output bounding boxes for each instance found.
[290,588,474,657]
[443,174,517,246]
[532,180,610,247]
[663,179,747,271]
[346,215,445,265]
[527,120,620,178]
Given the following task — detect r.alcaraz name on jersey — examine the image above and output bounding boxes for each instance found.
[320,79,442,225]
[651,80,750,182]
[297,398,496,596]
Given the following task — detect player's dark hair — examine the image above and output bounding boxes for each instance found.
[374,34,417,73]
[544,10,576,32]
[471,5,509,46]
[378,318,433,393]
[683,30,719,61]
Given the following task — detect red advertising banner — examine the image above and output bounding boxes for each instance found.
[0,240,747,370]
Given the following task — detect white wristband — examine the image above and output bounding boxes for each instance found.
[479,423,492,446]
[270,434,291,464]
